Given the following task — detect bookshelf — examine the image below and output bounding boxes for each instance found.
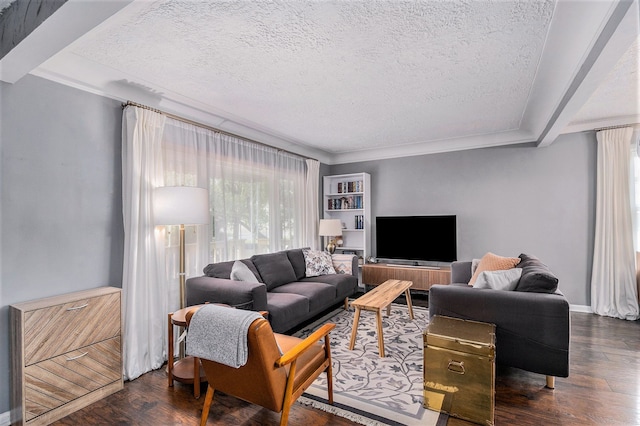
[323,172,371,265]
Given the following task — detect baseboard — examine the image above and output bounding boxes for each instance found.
[570,304,593,313]
[0,410,10,426]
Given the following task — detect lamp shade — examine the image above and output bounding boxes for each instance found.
[318,219,343,237]
[154,186,209,225]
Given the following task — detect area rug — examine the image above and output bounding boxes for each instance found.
[293,303,445,426]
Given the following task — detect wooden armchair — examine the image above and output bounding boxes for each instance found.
[185,308,335,426]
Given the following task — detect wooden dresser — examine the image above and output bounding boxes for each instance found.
[10,287,123,425]
[362,263,451,291]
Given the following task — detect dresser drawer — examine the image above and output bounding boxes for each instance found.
[23,292,121,365]
[24,336,122,422]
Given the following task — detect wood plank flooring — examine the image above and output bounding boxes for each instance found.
[52,299,640,425]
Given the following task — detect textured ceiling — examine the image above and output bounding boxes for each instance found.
[68,0,554,152]
[2,0,638,163]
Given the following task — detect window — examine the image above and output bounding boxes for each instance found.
[161,119,307,266]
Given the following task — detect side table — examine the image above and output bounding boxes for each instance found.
[168,305,207,398]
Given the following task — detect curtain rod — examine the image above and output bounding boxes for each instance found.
[594,123,639,132]
[122,101,316,161]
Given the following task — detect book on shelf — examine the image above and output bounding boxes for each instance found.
[327,194,364,210]
[336,180,364,194]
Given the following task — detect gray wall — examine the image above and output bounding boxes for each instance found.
[328,132,597,306]
[0,75,124,415]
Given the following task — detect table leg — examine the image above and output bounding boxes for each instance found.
[376,309,385,357]
[168,312,174,387]
[349,307,362,350]
[405,289,414,320]
[386,304,391,316]
[194,357,200,398]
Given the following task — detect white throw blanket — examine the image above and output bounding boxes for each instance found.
[186,304,263,368]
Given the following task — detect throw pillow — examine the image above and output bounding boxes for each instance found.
[230,260,259,283]
[472,268,522,291]
[468,252,521,285]
[515,253,559,293]
[331,254,353,275]
[251,252,297,291]
[203,259,261,281]
[303,249,337,277]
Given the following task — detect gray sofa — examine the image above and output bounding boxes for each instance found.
[428,254,570,387]
[186,248,358,333]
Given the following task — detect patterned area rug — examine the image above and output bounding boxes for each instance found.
[294,303,445,426]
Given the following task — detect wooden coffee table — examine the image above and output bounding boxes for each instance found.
[349,279,414,357]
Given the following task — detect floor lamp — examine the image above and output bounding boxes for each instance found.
[154,186,209,357]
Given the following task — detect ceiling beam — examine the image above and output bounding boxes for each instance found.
[537,0,638,146]
[0,0,132,84]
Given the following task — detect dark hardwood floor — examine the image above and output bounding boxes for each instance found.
[52,295,640,425]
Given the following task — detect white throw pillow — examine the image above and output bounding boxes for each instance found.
[230,261,259,283]
[303,249,336,277]
[472,268,522,291]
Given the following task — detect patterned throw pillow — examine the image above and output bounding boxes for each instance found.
[331,254,353,275]
[303,249,337,277]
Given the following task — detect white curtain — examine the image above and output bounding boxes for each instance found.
[162,118,307,263]
[121,106,168,380]
[591,127,640,320]
[122,109,311,378]
[304,159,320,250]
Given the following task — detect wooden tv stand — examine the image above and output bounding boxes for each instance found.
[362,263,451,291]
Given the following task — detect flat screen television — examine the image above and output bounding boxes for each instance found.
[375,215,457,263]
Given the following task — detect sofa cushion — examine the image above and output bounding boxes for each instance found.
[469,252,521,285]
[286,248,308,280]
[230,260,259,283]
[251,251,297,291]
[303,249,336,277]
[271,282,337,312]
[472,268,522,291]
[299,273,358,300]
[515,253,559,293]
[204,259,262,282]
[266,292,310,333]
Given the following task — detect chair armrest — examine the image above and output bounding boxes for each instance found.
[276,323,336,367]
[186,276,268,311]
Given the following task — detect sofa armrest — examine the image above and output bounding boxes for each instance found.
[429,284,570,377]
[351,255,359,278]
[451,261,472,283]
[186,276,268,311]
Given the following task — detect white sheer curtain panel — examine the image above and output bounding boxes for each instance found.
[161,117,306,265]
[304,159,320,250]
[121,106,168,380]
[591,127,640,320]
[122,111,308,374]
